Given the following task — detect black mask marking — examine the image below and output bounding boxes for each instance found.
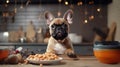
[51,23,68,40]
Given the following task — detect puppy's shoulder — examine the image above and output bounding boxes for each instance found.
[49,37,55,41]
[48,37,57,45]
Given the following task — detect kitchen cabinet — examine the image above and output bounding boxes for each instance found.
[0,43,93,55]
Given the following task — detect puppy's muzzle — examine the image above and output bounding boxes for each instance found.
[52,27,68,40]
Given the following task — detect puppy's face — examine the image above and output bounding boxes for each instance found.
[45,10,73,40]
[49,18,69,40]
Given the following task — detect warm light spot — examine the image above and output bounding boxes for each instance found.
[57,11,61,17]
[6,0,9,4]
[97,8,101,12]
[14,8,17,13]
[89,15,94,20]
[20,5,24,9]
[89,1,94,4]
[65,1,68,5]
[2,12,9,17]
[84,19,88,23]
[3,32,9,37]
[58,0,62,3]
[77,2,83,6]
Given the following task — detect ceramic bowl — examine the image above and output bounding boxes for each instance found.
[0,49,9,61]
[93,41,120,64]
[68,33,82,44]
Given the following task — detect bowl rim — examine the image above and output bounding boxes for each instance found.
[93,48,120,50]
[94,41,120,49]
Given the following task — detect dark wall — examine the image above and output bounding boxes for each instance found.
[0,4,107,42]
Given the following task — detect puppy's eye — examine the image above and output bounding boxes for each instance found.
[51,25,55,29]
[62,24,67,29]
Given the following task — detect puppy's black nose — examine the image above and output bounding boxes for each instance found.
[58,32,62,37]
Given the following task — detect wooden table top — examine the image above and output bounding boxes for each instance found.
[0,56,120,67]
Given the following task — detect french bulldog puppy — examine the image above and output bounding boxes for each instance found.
[45,9,77,58]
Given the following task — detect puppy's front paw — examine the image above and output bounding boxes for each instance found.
[65,49,77,58]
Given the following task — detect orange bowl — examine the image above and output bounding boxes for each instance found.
[94,41,120,64]
[0,49,9,61]
[94,49,120,64]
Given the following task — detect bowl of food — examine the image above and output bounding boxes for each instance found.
[93,41,120,64]
[26,52,63,64]
[0,49,9,61]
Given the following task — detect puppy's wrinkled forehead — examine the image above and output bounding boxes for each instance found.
[50,18,67,25]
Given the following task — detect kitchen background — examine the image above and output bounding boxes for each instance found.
[0,0,119,56]
[0,0,119,43]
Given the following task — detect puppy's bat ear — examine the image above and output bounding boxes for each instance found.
[44,11,55,25]
[63,9,73,24]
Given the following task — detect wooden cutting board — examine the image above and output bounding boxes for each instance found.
[8,26,25,43]
[8,31,19,42]
[17,26,25,38]
[26,21,36,43]
[36,27,44,43]
[106,22,116,41]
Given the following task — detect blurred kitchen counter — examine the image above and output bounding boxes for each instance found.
[0,42,93,45]
[0,56,120,67]
[0,43,93,55]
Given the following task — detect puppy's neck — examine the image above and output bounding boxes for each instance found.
[57,39,66,43]
[51,36,66,43]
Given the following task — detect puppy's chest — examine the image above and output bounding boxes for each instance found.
[54,43,66,54]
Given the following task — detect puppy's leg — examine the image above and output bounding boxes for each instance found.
[65,48,77,58]
[46,37,56,54]
[46,42,56,54]
[64,38,77,58]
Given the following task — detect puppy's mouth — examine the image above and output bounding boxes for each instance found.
[52,31,68,40]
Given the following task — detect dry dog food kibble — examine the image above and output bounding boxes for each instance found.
[27,53,59,61]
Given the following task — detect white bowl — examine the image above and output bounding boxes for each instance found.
[69,33,82,44]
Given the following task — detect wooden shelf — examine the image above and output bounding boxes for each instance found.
[0,42,93,55]
[0,42,93,46]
